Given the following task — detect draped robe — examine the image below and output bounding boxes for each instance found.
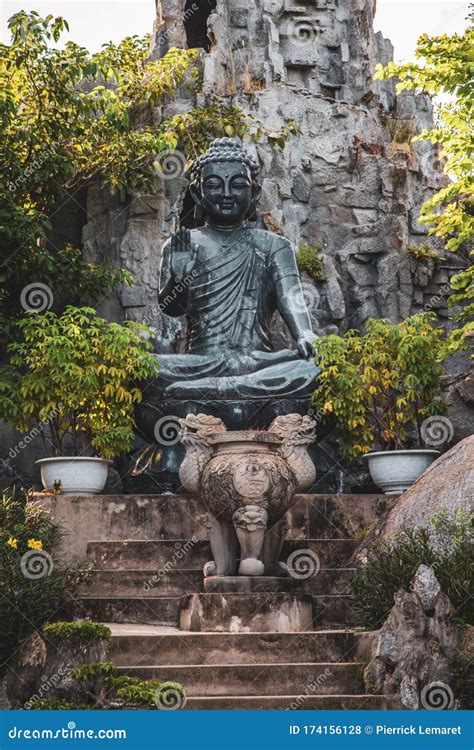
[149,225,319,400]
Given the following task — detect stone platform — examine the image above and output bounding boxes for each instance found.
[35,491,400,709]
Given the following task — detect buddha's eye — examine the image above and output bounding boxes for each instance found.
[232,180,250,189]
[203,179,222,190]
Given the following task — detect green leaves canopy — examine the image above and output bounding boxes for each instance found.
[2,306,160,459]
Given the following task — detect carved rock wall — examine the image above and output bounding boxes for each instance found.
[82,0,459,353]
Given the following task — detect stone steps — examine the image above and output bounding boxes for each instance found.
[80,567,354,598]
[117,662,364,696]
[77,593,363,628]
[39,493,395,564]
[85,538,358,570]
[183,695,402,710]
[47,491,393,709]
[107,625,374,666]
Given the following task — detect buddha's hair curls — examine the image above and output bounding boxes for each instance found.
[189,138,261,189]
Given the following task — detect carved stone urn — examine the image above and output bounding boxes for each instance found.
[179,414,316,577]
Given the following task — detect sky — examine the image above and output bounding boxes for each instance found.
[0,0,470,61]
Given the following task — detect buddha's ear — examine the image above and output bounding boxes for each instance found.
[189,182,205,223]
[247,184,261,222]
[189,182,202,205]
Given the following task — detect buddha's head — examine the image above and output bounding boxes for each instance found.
[189,138,261,226]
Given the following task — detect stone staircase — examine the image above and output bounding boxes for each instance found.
[43,492,400,709]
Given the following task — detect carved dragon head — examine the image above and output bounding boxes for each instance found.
[179,413,227,447]
[268,414,316,446]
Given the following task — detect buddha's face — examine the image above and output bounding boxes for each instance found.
[200,161,253,225]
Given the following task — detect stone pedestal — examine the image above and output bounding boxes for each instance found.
[203,576,294,594]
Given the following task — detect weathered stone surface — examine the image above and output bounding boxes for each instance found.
[442,371,474,445]
[5,631,107,708]
[411,564,442,611]
[353,436,474,557]
[364,566,460,709]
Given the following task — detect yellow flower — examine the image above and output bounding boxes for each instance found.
[368,385,377,395]
[323,401,333,413]
[27,538,43,550]
[7,537,18,549]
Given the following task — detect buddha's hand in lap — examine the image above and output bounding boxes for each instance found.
[170,227,198,282]
[296,330,317,360]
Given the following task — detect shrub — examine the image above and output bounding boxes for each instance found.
[350,511,473,628]
[29,699,99,710]
[312,313,447,457]
[296,243,323,280]
[43,621,111,646]
[407,243,442,262]
[0,491,82,669]
[1,306,160,459]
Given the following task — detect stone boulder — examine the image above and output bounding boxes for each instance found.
[5,630,108,708]
[353,435,474,562]
[364,565,461,709]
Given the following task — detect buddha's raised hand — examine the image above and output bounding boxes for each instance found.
[170,227,197,281]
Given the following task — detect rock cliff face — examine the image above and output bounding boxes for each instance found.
[82,0,459,351]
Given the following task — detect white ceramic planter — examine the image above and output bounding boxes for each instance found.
[364,449,440,494]
[36,457,110,495]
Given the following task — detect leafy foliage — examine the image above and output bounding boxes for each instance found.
[28,698,99,710]
[407,243,442,262]
[374,25,474,351]
[0,11,297,320]
[312,314,446,457]
[350,511,473,627]
[43,621,111,645]
[296,242,323,280]
[0,491,82,668]
[1,306,159,459]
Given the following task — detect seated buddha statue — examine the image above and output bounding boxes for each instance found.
[136,138,320,446]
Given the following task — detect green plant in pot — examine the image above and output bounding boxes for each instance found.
[1,306,159,494]
[312,313,448,493]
